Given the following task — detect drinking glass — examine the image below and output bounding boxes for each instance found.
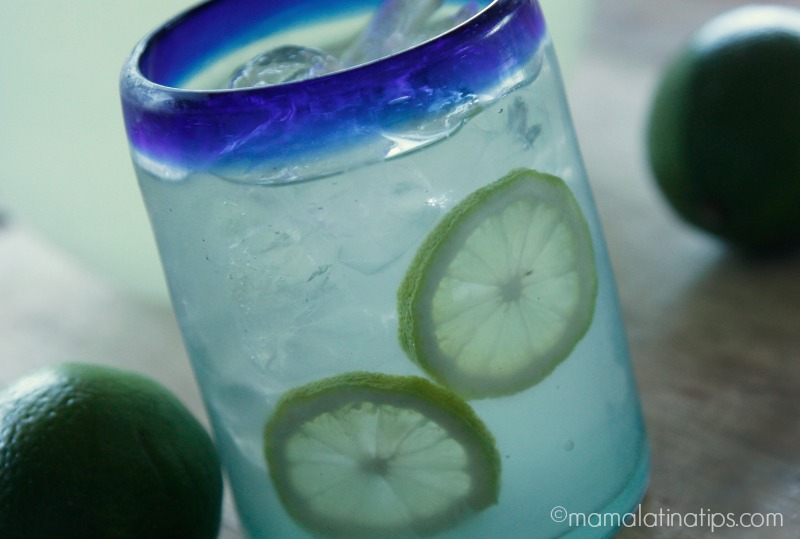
[120,0,649,537]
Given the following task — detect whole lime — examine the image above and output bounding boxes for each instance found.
[0,363,222,539]
[647,5,800,252]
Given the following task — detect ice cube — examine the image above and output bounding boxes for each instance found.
[229,45,342,89]
[380,89,483,157]
[341,0,481,67]
[335,171,441,274]
[226,0,481,89]
[414,1,481,43]
[341,0,442,66]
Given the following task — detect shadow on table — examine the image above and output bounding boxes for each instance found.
[630,247,800,537]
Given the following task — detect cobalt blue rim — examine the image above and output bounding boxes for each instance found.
[120,0,546,177]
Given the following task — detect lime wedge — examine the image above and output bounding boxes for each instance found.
[264,372,500,538]
[398,169,597,399]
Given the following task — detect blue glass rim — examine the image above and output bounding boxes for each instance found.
[120,0,547,178]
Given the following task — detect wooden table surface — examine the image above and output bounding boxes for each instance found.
[1,0,799,537]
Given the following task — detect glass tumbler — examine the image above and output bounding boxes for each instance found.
[120,0,649,537]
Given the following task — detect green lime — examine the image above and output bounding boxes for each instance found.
[264,371,500,538]
[0,363,222,539]
[647,5,800,252]
[398,168,597,399]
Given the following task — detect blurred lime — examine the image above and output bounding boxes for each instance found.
[647,5,800,252]
[0,363,222,539]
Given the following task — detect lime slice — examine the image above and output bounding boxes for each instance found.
[264,372,500,538]
[398,168,597,399]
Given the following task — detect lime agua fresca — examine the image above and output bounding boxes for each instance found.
[121,0,649,537]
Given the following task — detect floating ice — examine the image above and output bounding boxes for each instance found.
[341,0,481,67]
[228,45,342,89]
[335,172,441,274]
[227,0,481,89]
[507,97,543,148]
[380,89,483,157]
